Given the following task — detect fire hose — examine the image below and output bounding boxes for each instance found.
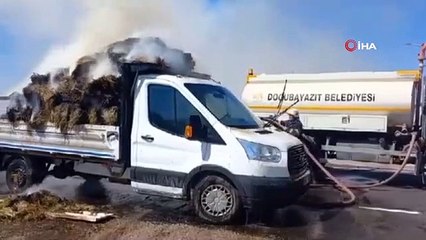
[261,117,418,206]
[303,132,417,205]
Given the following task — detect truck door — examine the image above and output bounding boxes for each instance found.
[131,82,226,197]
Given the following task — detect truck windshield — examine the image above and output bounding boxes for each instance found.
[184,83,261,129]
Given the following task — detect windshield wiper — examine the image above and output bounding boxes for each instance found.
[263,78,300,128]
[228,124,259,129]
[275,79,287,116]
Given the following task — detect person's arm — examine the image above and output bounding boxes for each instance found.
[280,120,288,127]
[287,127,301,138]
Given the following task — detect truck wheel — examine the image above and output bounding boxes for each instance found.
[6,157,34,194]
[32,161,49,184]
[193,175,242,224]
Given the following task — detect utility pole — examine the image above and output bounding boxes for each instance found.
[414,43,426,181]
[418,43,426,76]
[416,43,426,137]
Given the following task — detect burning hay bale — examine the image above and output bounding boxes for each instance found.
[88,107,103,125]
[102,106,119,125]
[23,76,55,129]
[5,36,197,132]
[54,76,87,104]
[49,74,121,132]
[83,75,120,109]
[48,76,87,132]
[0,190,98,221]
[50,104,84,133]
[84,75,120,103]
[72,55,98,80]
[82,75,121,126]
[27,73,50,85]
[5,92,31,123]
[105,37,140,63]
[6,73,56,128]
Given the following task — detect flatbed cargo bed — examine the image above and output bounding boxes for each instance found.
[0,120,119,160]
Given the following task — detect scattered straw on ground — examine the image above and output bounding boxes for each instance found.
[0,190,100,221]
[90,219,271,240]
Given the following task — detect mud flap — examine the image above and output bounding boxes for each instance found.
[415,151,425,175]
[415,151,426,185]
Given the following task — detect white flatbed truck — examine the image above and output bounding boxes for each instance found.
[0,63,311,224]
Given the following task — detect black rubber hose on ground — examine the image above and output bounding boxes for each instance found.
[303,132,417,205]
[261,117,418,205]
[303,144,356,205]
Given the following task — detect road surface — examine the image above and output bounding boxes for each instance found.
[1,167,426,240]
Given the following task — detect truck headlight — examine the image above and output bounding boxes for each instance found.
[237,138,281,163]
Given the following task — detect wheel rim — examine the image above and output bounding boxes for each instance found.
[200,184,234,217]
[8,167,27,192]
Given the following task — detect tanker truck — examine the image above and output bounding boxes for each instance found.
[0,62,311,224]
[241,69,423,167]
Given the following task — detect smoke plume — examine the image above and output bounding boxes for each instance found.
[5,92,28,120]
[1,0,374,96]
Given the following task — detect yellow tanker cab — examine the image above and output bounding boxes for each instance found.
[396,69,421,81]
[247,68,257,83]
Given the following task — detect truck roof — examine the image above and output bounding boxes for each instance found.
[120,62,211,79]
[141,73,221,86]
[120,62,219,85]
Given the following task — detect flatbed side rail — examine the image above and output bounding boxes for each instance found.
[0,120,119,161]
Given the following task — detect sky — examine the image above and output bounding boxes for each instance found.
[0,0,425,96]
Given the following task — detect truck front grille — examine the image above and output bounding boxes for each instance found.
[287,144,309,180]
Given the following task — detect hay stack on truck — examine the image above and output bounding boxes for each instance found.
[0,62,311,224]
[241,64,426,181]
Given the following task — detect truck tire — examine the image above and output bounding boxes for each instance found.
[33,162,49,184]
[193,175,242,224]
[6,157,34,194]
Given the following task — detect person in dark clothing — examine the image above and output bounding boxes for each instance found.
[280,109,328,183]
[280,109,303,138]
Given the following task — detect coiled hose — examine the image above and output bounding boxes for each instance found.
[303,132,417,205]
[261,117,418,206]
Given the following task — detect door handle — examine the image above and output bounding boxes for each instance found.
[141,135,154,142]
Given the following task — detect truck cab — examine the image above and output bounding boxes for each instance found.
[127,66,311,223]
[0,63,311,224]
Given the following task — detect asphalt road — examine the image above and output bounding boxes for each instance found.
[1,168,426,240]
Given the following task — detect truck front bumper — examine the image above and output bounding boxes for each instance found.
[236,171,311,209]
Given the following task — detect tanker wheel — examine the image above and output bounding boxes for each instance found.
[6,157,35,194]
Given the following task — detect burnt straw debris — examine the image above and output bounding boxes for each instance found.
[3,37,196,133]
[0,190,105,221]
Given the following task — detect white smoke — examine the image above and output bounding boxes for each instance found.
[6,91,28,113]
[1,0,375,96]
[33,1,172,78]
[125,38,168,62]
[89,56,119,79]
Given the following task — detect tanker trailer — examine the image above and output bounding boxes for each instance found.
[241,69,421,163]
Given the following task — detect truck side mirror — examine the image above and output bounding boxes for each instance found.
[187,115,204,140]
[185,125,194,139]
